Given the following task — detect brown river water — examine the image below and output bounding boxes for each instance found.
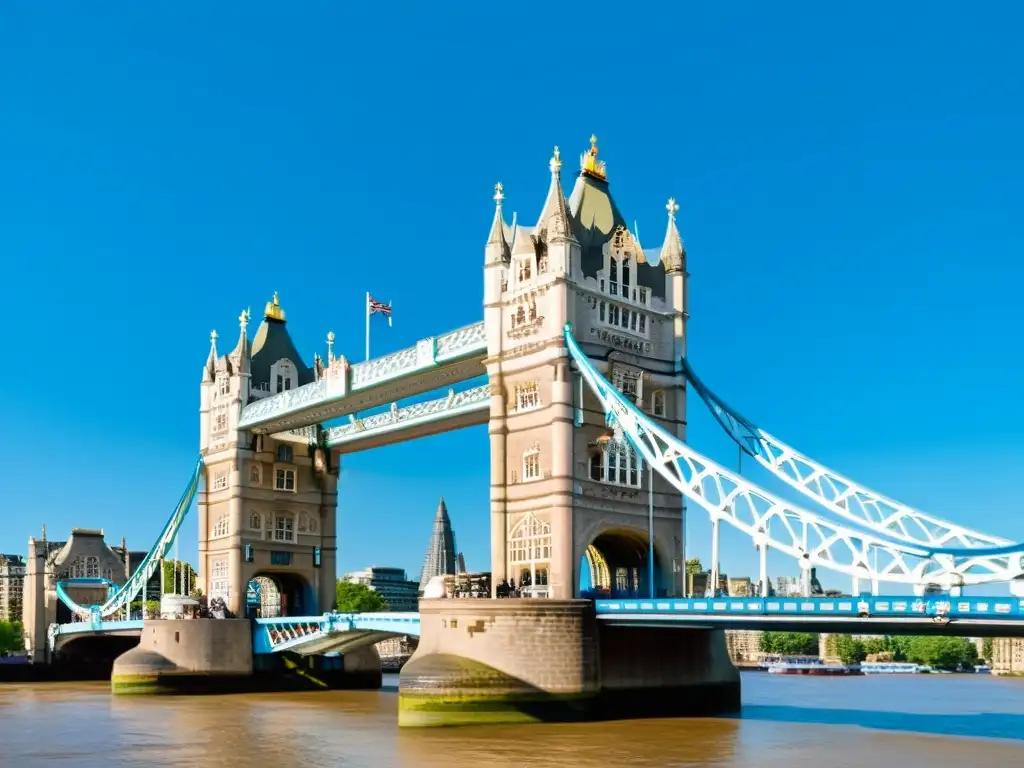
[2,673,1024,767]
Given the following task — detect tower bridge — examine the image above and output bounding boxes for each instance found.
[38,135,1024,726]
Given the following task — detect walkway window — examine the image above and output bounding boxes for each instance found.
[211,559,228,600]
[275,468,295,492]
[274,515,294,542]
[277,445,293,463]
[651,390,666,417]
[590,444,642,488]
[522,449,540,481]
[508,513,552,597]
[212,515,229,538]
[515,382,540,412]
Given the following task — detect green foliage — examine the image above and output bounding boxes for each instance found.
[760,631,819,656]
[335,580,388,613]
[685,558,703,575]
[162,559,197,595]
[144,600,161,617]
[0,621,23,654]
[903,636,978,671]
[833,634,867,665]
[981,638,993,663]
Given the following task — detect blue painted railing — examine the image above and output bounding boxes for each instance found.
[595,595,1024,620]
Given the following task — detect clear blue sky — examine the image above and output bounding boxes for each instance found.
[2,3,1023,593]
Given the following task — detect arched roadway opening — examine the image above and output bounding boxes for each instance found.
[579,528,665,599]
[246,573,313,618]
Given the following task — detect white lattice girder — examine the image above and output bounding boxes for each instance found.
[565,327,1024,589]
[678,357,1013,551]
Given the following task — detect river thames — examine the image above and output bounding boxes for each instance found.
[2,673,1023,766]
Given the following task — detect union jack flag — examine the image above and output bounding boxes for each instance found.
[368,294,392,325]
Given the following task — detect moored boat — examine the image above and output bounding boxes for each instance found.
[767,658,861,676]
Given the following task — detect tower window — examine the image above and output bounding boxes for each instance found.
[212,471,228,491]
[274,468,296,492]
[518,258,532,282]
[590,444,642,488]
[212,515,229,538]
[274,515,295,542]
[652,390,666,417]
[218,377,229,396]
[522,449,541,481]
[515,382,540,412]
[213,411,228,432]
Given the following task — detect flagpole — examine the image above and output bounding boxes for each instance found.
[365,291,371,361]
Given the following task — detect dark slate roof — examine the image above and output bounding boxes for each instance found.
[0,554,25,567]
[249,317,315,392]
[568,172,666,299]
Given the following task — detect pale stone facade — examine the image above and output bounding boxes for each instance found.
[725,629,763,662]
[991,637,1024,675]
[485,138,688,599]
[198,297,337,618]
[21,528,151,659]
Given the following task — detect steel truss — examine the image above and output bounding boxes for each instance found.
[565,326,1024,590]
[679,358,1020,557]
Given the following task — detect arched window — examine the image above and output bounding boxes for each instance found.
[249,513,262,530]
[522,448,541,481]
[309,516,319,533]
[68,556,100,579]
[508,513,552,598]
[590,443,642,488]
[651,390,666,418]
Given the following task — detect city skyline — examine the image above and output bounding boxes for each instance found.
[2,5,1024,591]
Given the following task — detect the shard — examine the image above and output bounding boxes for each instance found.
[418,497,457,590]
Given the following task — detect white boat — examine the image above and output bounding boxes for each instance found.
[860,662,929,674]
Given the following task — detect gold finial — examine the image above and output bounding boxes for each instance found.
[550,145,562,174]
[264,292,286,322]
[238,308,250,330]
[327,331,335,343]
[667,197,679,219]
[581,134,607,180]
[210,329,218,343]
[493,182,504,204]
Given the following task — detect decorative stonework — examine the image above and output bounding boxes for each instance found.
[324,385,490,445]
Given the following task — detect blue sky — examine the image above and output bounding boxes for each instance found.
[2,3,1022,593]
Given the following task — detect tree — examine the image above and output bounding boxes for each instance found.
[685,558,703,575]
[981,638,993,663]
[335,580,387,613]
[833,634,867,665]
[0,621,23,654]
[162,559,197,595]
[904,636,977,671]
[760,631,819,656]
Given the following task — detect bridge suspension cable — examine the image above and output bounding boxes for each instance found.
[564,326,1024,590]
[56,456,204,621]
[678,357,1019,557]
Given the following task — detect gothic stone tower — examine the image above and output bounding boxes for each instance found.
[198,295,337,617]
[485,137,688,600]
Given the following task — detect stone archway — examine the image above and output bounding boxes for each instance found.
[246,573,311,618]
[579,527,665,599]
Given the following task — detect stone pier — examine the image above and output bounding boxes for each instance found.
[399,599,740,727]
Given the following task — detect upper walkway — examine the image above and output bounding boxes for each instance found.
[239,322,486,434]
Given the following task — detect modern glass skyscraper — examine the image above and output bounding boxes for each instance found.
[418,498,458,591]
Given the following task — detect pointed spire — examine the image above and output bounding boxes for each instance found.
[536,145,576,243]
[419,497,457,590]
[230,308,251,374]
[660,197,686,273]
[203,329,219,382]
[486,183,512,262]
[326,331,335,364]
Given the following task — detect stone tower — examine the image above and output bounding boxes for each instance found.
[418,497,457,590]
[198,294,338,617]
[485,137,688,599]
